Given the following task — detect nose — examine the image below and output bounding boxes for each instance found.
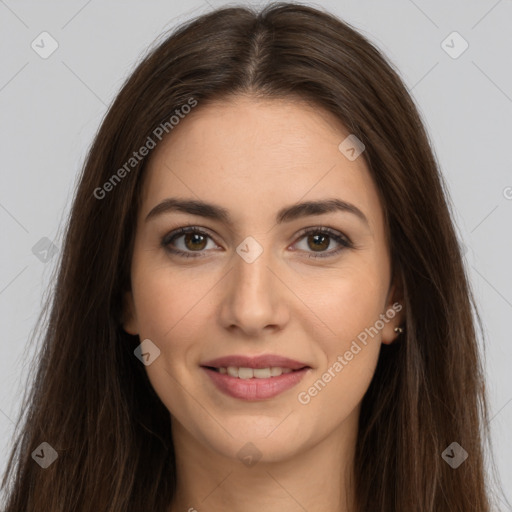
[218,242,290,338]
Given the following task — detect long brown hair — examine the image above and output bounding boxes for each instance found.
[1,2,505,510]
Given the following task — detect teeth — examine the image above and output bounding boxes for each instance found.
[253,368,271,378]
[238,367,253,379]
[227,366,239,377]
[221,366,297,378]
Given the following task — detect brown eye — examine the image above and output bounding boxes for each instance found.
[162,227,217,258]
[183,232,208,251]
[162,225,352,260]
[307,233,330,252]
[293,227,352,259]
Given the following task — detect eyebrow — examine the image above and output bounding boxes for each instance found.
[145,197,369,227]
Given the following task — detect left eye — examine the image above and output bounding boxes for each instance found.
[293,227,352,258]
[162,226,352,259]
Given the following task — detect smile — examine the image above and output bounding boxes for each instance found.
[201,366,311,401]
[211,366,295,378]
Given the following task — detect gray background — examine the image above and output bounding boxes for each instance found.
[1,0,511,506]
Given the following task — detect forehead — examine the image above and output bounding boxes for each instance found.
[141,95,384,235]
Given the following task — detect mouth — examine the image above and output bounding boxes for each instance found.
[201,366,312,402]
[201,354,310,371]
[203,365,309,379]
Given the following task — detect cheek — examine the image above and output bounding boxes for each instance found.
[129,260,215,419]
[295,272,385,427]
[298,258,388,344]
[294,258,388,408]
[130,256,218,352]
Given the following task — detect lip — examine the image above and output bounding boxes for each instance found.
[200,354,312,401]
[202,366,311,400]
[201,354,309,370]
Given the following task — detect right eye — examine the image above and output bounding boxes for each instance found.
[161,226,219,258]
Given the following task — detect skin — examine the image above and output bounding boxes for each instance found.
[123,95,405,512]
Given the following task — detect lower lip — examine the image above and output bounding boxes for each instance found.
[202,367,310,400]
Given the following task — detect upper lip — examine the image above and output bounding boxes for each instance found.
[201,354,310,370]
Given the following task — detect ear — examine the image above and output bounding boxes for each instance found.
[121,291,139,335]
[381,277,405,345]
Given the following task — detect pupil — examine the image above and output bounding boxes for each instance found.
[185,233,206,250]
[309,234,328,251]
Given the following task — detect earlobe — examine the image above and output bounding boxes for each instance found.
[121,291,139,335]
[381,279,405,345]
[381,302,405,345]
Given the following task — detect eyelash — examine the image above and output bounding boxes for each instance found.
[161,225,353,259]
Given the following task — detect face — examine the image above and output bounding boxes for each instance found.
[123,95,404,463]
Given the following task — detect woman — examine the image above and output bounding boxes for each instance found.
[1,2,505,511]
